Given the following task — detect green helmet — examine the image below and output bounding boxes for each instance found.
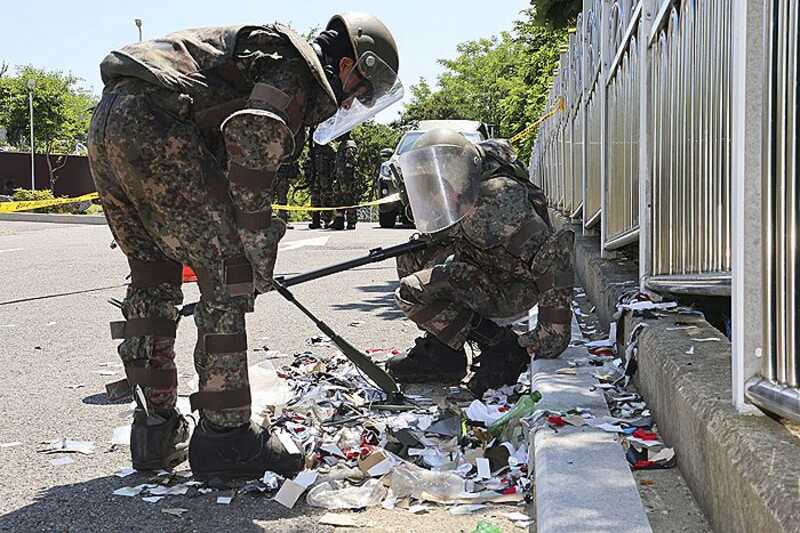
[412,128,479,156]
[313,13,404,145]
[327,13,400,106]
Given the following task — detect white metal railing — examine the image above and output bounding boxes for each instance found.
[529,0,732,295]
[745,0,800,422]
[648,0,733,294]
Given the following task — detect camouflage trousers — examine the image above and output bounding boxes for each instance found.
[333,176,359,225]
[88,81,261,428]
[395,242,542,350]
[274,176,289,223]
[396,231,575,358]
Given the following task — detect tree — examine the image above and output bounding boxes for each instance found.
[350,121,403,198]
[530,0,582,29]
[0,66,97,188]
[399,9,567,158]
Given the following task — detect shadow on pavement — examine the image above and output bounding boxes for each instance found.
[0,474,328,533]
[331,281,406,321]
[81,392,130,406]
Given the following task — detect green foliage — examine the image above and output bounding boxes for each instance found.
[0,66,97,155]
[350,121,403,198]
[9,188,87,213]
[400,8,568,158]
[530,0,583,29]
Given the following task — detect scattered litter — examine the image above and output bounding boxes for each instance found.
[161,508,188,517]
[274,479,307,509]
[476,457,491,479]
[449,504,487,515]
[318,513,363,528]
[41,438,95,455]
[408,504,432,514]
[306,479,387,510]
[92,370,118,376]
[142,496,164,503]
[113,484,156,497]
[690,337,721,342]
[502,511,531,521]
[294,470,319,488]
[216,495,234,505]
[686,345,695,355]
[50,456,74,466]
[0,442,22,448]
[472,521,503,533]
[148,484,190,496]
[114,467,137,478]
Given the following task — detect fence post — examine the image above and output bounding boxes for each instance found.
[600,0,611,257]
[731,0,764,414]
[639,0,654,292]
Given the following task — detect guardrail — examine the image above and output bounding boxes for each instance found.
[745,0,800,422]
[529,0,732,295]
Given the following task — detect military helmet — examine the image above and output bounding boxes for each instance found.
[399,128,482,234]
[327,13,399,77]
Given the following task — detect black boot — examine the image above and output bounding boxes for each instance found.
[346,221,356,230]
[387,335,467,383]
[309,212,322,229]
[189,419,304,482]
[466,320,529,397]
[330,216,345,230]
[130,408,191,471]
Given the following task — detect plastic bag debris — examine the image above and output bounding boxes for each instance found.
[318,513,364,527]
[50,456,74,466]
[306,479,387,510]
[162,508,188,517]
[472,521,503,533]
[114,467,137,478]
[41,438,95,455]
[449,504,487,515]
[388,462,465,501]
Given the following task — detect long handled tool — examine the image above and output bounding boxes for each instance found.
[271,279,402,401]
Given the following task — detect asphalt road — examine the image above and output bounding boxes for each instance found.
[0,220,527,532]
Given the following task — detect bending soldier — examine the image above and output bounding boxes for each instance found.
[88,13,402,480]
[387,129,574,396]
[331,132,359,230]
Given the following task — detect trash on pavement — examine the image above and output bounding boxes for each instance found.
[318,512,364,527]
[49,456,74,466]
[162,508,189,517]
[0,442,22,448]
[40,438,95,455]
[306,479,387,510]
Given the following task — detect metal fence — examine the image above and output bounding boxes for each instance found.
[530,0,733,295]
[648,0,733,294]
[746,0,800,421]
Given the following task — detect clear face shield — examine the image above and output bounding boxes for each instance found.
[313,52,404,145]
[398,144,482,234]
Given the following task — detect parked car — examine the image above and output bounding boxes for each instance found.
[376,120,491,228]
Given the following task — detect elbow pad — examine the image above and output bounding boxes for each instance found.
[222,108,295,172]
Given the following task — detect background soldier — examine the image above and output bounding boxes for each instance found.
[303,134,337,228]
[274,160,300,228]
[386,129,574,396]
[88,13,402,480]
[331,132,359,230]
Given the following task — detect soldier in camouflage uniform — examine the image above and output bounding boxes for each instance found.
[387,129,574,396]
[88,13,401,480]
[331,132,359,230]
[302,135,337,228]
[274,160,300,228]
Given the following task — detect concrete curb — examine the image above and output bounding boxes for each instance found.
[553,209,800,532]
[530,341,652,532]
[0,212,107,225]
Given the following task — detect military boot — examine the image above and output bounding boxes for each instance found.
[309,212,322,229]
[347,221,357,230]
[387,334,467,383]
[466,320,529,397]
[130,408,191,471]
[189,419,304,483]
[330,216,345,230]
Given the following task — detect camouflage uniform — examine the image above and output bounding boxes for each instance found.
[302,142,336,225]
[274,161,300,223]
[88,25,337,428]
[333,138,359,226]
[395,139,574,359]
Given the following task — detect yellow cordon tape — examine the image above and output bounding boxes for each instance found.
[509,97,566,145]
[0,191,402,213]
[0,192,100,213]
